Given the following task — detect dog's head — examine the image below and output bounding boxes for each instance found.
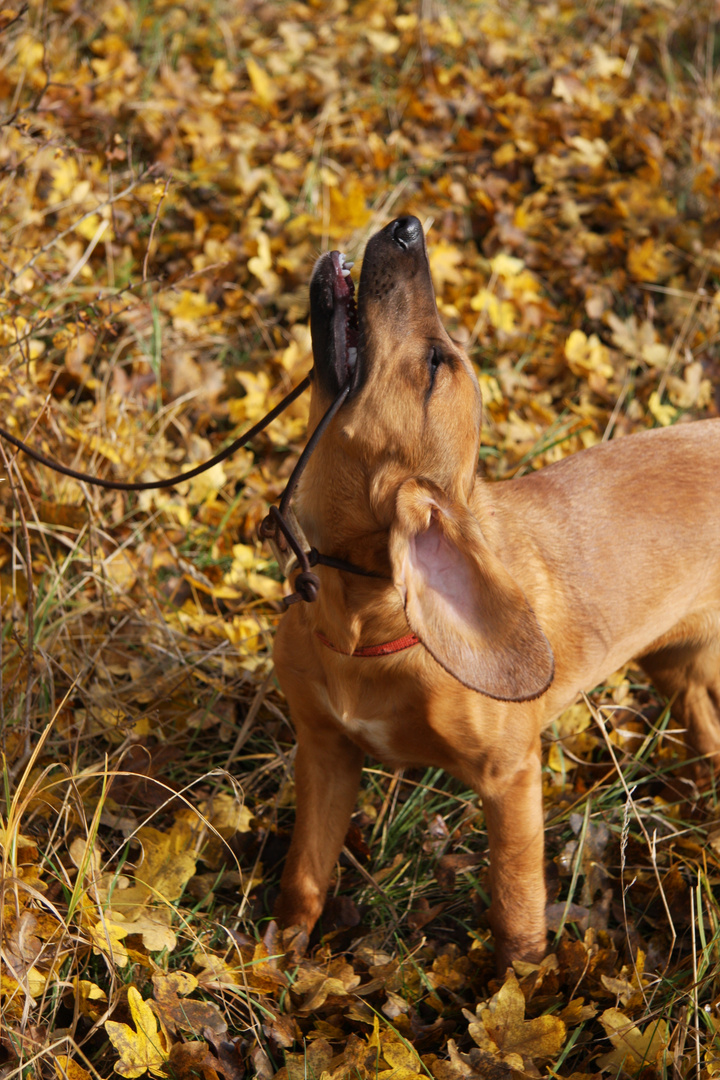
[309,216,481,502]
[306,216,554,702]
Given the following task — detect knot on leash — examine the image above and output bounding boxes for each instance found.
[294,571,320,603]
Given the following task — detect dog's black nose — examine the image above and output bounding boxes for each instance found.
[391,216,423,251]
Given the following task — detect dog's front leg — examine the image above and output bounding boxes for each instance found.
[480,743,546,972]
[275,716,364,940]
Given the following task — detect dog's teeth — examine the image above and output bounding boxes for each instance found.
[344,261,354,269]
[342,268,351,277]
[347,347,357,369]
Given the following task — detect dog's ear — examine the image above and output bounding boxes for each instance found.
[389,480,554,701]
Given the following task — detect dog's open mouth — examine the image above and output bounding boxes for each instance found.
[309,249,359,396]
[335,251,359,377]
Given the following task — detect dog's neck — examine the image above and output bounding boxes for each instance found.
[294,473,410,653]
[310,565,410,655]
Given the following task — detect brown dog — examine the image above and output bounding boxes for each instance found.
[272,215,720,970]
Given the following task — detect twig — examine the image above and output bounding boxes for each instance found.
[61,218,109,289]
[0,4,28,35]
[603,370,631,442]
[142,175,171,283]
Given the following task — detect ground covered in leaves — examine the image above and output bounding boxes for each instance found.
[2,0,720,1076]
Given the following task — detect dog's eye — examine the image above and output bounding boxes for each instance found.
[428,346,443,382]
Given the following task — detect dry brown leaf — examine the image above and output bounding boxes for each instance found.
[151,971,227,1038]
[471,972,566,1066]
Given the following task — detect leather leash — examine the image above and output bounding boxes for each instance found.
[0,375,311,491]
[0,371,383,608]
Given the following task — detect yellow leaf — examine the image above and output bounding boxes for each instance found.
[67,427,124,466]
[17,966,48,998]
[90,920,129,968]
[0,824,38,854]
[247,231,281,295]
[152,971,227,1038]
[105,986,170,1077]
[642,342,670,369]
[135,822,197,902]
[648,391,676,427]
[490,253,525,278]
[54,1056,91,1080]
[627,237,673,283]
[365,28,400,53]
[75,213,112,243]
[210,58,234,91]
[245,571,282,600]
[548,741,576,772]
[279,1039,333,1080]
[229,543,256,570]
[667,362,712,410]
[564,329,614,380]
[108,911,177,954]
[591,43,625,77]
[246,56,276,106]
[176,792,253,836]
[428,240,464,292]
[598,1007,669,1072]
[167,290,218,325]
[469,289,516,333]
[15,34,45,87]
[72,978,108,1020]
[224,614,268,651]
[555,702,592,737]
[102,549,138,592]
[328,176,371,230]
[377,1026,424,1074]
[193,952,242,990]
[187,459,226,505]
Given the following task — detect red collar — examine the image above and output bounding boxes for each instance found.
[315,629,420,657]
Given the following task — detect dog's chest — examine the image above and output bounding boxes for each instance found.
[319,676,399,760]
[317,660,478,771]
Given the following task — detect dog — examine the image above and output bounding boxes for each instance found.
[272,215,720,971]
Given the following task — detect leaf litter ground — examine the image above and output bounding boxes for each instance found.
[1,1,720,1077]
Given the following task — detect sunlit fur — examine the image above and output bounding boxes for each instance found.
[273,216,720,971]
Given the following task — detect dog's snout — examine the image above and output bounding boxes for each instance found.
[391,216,423,251]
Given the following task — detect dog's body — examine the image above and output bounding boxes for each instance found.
[273,216,720,969]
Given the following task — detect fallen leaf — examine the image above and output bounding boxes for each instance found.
[598,1007,670,1072]
[471,972,566,1066]
[105,986,171,1077]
